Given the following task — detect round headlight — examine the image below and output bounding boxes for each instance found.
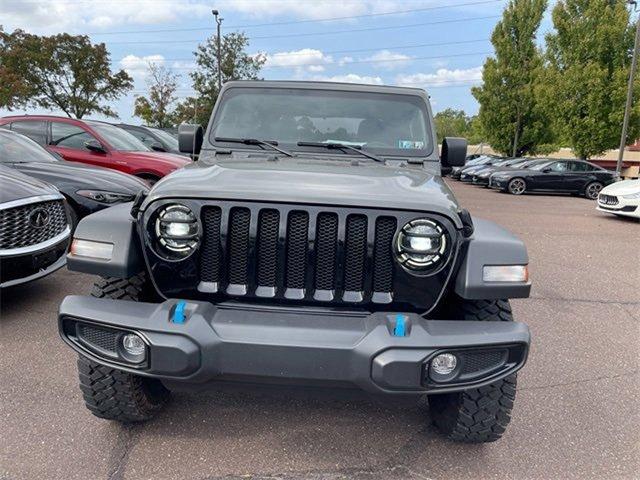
[395,219,447,270]
[154,204,199,258]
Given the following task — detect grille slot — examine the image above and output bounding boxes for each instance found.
[461,350,507,375]
[285,211,309,289]
[200,207,222,283]
[373,217,397,293]
[315,213,338,290]
[0,199,67,250]
[343,215,368,292]
[78,324,118,354]
[227,208,251,286]
[256,209,280,287]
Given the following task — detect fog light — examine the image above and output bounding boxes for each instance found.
[430,353,457,375]
[122,333,145,357]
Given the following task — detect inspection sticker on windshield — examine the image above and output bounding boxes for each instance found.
[398,140,425,149]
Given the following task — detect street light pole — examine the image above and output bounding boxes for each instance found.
[616,1,639,178]
[212,9,223,92]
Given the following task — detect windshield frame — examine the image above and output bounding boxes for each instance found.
[0,129,58,163]
[208,86,435,159]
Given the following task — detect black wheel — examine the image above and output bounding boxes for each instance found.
[584,181,603,200]
[77,273,168,422]
[507,178,526,195]
[78,356,169,422]
[429,298,518,443]
[64,201,80,232]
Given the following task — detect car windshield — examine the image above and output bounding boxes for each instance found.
[150,128,179,150]
[210,87,433,157]
[528,161,553,171]
[90,123,150,151]
[0,130,57,163]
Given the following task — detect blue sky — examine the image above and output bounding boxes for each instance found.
[1,0,557,123]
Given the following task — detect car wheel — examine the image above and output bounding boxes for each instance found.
[507,178,526,195]
[585,181,603,200]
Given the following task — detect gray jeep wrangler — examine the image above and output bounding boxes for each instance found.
[59,81,531,443]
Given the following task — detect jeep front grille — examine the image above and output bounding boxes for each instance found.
[198,204,399,304]
[0,199,68,250]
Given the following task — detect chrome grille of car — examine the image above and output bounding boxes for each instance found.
[598,194,618,206]
[0,199,68,250]
[199,204,399,304]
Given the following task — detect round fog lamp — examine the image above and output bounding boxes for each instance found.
[430,353,457,375]
[122,333,146,356]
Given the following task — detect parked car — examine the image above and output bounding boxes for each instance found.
[470,158,529,185]
[489,159,615,198]
[596,179,640,219]
[0,165,70,288]
[115,124,189,157]
[59,80,532,443]
[0,129,149,227]
[482,159,549,187]
[0,116,191,184]
[459,155,505,181]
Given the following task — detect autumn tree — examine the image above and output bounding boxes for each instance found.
[133,64,179,128]
[545,0,640,158]
[472,0,552,156]
[175,32,266,127]
[0,29,132,118]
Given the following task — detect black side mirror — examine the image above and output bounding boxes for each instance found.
[178,124,203,155]
[542,167,552,173]
[85,139,106,153]
[441,137,467,168]
[149,142,166,152]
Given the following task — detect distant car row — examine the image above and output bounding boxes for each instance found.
[0,116,194,288]
[452,154,639,219]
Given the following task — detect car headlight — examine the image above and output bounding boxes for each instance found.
[76,190,134,204]
[395,219,447,270]
[154,204,199,259]
[622,192,640,200]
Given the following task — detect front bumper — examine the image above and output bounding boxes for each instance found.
[490,177,509,190]
[597,198,639,218]
[472,176,490,186]
[59,296,530,395]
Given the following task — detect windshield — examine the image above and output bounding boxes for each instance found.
[210,87,433,157]
[150,128,179,150]
[0,130,57,163]
[90,123,150,151]
[529,161,553,171]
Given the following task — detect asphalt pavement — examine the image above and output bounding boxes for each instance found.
[1,181,638,480]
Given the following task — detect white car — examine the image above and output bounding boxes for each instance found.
[596,179,640,219]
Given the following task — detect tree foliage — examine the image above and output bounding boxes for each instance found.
[0,29,132,118]
[545,0,639,159]
[133,64,179,128]
[433,108,484,144]
[472,0,552,156]
[175,32,265,127]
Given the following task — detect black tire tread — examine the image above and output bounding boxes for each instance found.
[91,273,156,302]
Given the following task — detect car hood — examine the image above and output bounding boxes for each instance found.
[10,160,149,195]
[144,156,463,227]
[117,150,192,168]
[601,179,640,196]
[0,165,59,204]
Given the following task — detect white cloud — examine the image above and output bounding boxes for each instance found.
[310,73,384,85]
[364,50,412,70]
[338,56,354,66]
[119,54,166,89]
[395,67,483,87]
[216,0,399,20]
[265,48,333,68]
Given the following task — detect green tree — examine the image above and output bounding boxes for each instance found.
[472,0,552,156]
[434,108,471,143]
[133,63,179,128]
[0,29,132,118]
[177,32,265,127]
[545,0,639,159]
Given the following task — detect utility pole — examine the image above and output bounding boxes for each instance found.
[616,1,639,178]
[212,9,223,92]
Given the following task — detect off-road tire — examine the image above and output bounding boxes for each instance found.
[78,273,168,422]
[78,356,169,422]
[429,298,518,443]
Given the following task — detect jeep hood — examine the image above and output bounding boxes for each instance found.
[144,157,463,227]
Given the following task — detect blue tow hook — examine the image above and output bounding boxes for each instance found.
[172,300,187,324]
[393,314,407,337]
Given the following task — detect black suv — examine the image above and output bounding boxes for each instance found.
[59,81,532,443]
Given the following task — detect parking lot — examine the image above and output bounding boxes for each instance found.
[1,181,638,480]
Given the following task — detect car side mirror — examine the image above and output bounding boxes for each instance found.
[149,142,166,152]
[441,137,467,168]
[85,139,106,154]
[179,124,203,155]
[542,167,551,173]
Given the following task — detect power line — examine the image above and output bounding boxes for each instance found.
[84,0,505,36]
[106,15,501,45]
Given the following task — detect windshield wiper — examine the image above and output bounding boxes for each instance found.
[297,141,384,163]
[215,137,294,157]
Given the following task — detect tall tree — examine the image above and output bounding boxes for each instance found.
[133,63,179,128]
[177,32,265,127]
[0,29,132,118]
[472,0,551,156]
[545,0,639,159]
[434,108,472,143]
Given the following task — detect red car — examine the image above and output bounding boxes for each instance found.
[0,115,191,183]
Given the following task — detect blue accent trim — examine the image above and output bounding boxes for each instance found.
[393,314,406,337]
[173,300,187,324]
